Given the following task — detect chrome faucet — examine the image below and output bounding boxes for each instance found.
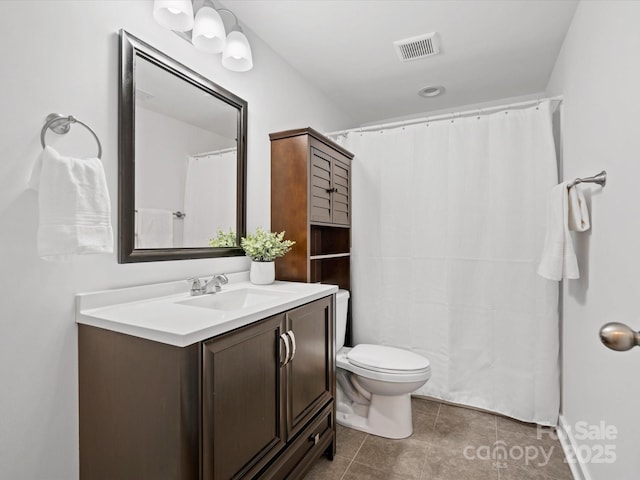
[189,274,229,296]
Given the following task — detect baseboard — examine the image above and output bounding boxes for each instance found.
[557,414,593,480]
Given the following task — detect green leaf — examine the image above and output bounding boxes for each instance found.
[240,227,295,262]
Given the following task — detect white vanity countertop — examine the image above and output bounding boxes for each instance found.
[76,273,338,347]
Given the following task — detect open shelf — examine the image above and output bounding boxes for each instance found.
[310,225,350,257]
[310,256,350,291]
[309,253,350,261]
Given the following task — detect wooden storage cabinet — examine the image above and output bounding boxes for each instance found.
[271,127,354,292]
[78,295,335,480]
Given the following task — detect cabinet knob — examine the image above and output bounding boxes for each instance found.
[309,433,320,445]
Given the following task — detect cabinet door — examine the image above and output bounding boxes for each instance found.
[310,148,333,224]
[285,297,334,440]
[202,314,287,480]
[331,156,350,225]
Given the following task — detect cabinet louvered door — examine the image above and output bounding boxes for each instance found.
[310,147,351,226]
[310,148,333,223]
[331,157,350,225]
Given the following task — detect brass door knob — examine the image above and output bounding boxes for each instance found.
[599,322,640,351]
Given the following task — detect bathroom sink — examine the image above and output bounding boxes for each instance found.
[176,288,290,311]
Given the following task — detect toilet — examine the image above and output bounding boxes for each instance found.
[335,290,431,439]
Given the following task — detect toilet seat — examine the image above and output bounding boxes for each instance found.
[347,344,431,374]
[337,346,431,383]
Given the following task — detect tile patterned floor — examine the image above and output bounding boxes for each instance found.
[304,397,573,480]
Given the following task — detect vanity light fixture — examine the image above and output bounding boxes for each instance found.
[153,0,253,72]
[192,6,226,53]
[221,23,253,72]
[153,0,194,32]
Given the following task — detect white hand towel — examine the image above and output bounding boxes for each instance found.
[136,208,173,248]
[537,182,580,281]
[29,146,113,260]
[568,185,590,232]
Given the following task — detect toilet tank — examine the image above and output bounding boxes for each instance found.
[335,289,350,351]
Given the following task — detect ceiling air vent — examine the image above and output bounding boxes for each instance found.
[393,32,440,62]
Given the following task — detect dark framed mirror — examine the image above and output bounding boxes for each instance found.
[118,30,247,263]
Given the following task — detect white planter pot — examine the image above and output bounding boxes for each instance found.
[250,261,275,285]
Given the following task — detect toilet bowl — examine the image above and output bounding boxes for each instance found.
[334,290,431,439]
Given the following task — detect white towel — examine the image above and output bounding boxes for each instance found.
[537,182,580,281]
[568,185,590,232]
[29,146,113,260]
[136,208,173,248]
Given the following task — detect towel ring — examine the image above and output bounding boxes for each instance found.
[40,113,103,159]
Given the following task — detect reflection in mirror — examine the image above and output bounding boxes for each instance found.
[134,56,238,249]
[119,30,247,263]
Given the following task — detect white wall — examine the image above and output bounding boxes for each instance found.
[136,106,229,212]
[546,2,640,479]
[0,1,352,478]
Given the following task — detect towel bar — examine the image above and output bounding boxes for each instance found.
[568,170,606,189]
[134,209,186,219]
[41,113,103,159]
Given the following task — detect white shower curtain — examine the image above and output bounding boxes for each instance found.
[183,150,237,247]
[336,101,560,425]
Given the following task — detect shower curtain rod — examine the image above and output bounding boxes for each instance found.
[326,95,564,137]
[191,146,237,158]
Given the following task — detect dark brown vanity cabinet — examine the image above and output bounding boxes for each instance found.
[284,297,334,441]
[202,314,287,480]
[79,295,335,480]
[202,295,335,480]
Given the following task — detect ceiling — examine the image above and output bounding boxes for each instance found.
[222,0,578,125]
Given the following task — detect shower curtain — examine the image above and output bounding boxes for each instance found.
[183,150,237,247]
[336,101,560,425]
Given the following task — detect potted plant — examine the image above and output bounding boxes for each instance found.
[208,228,237,247]
[241,227,295,284]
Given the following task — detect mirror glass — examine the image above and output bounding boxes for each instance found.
[119,30,247,263]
